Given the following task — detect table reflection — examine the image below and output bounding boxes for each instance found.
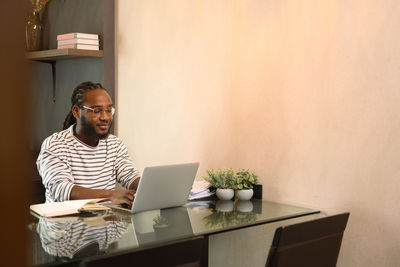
[131,206,194,246]
[30,200,319,266]
[202,200,258,229]
[36,213,128,259]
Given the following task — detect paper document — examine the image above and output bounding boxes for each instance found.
[30,198,109,218]
[184,200,213,208]
[189,180,214,200]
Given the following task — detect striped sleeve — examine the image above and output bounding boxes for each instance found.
[36,140,75,202]
[114,140,140,189]
[37,218,128,258]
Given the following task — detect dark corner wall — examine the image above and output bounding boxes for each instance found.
[1,1,30,266]
[30,0,114,203]
[31,0,107,151]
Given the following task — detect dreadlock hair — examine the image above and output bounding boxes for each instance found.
[63,81,107,130]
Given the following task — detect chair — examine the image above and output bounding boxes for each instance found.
[266,212,350,267]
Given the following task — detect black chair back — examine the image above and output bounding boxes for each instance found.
[266,213,350,267]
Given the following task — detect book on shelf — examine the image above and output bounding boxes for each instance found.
[57,44,99,51]
[57,32,99,41]
[58,38,99,46]
[30,198,110,218]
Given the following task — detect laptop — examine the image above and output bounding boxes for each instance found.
[111,162,199,213]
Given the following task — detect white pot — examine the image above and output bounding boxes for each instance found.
[235,189,254,201]
[215,200,234,212]
[216,188,234,200]
[236,200,254,212]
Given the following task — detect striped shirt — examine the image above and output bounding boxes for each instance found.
[37,125,140,203]
[37,217,128,258]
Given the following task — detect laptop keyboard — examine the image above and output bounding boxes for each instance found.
[120,203,131,209]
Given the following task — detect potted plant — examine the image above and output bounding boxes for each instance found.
[203,209,237,229]
[215,200,234,212]
[153,215,169,238]
[232,169,258,200]
[203,208,258,229]
[153,215,168,228]
[203,168,235,200]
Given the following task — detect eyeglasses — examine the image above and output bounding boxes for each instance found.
[81,105,115,116]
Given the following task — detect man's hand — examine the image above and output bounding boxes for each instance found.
[109,189,136,206]
[70,185,136,206]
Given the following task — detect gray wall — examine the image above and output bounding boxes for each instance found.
[31,0,111,152]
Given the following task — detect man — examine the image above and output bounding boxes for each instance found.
[37,81,140,205]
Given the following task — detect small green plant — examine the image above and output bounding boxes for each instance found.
[153,215,168,227]
[203,210,258,229]
[203,168,235,189]
[232,169,258,190]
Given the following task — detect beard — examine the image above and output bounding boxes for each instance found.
[81,116,111,140]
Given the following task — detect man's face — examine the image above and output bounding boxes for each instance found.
[78,89,114,140]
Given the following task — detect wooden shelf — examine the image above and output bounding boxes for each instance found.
[26,48,104,102]
[26,48,103,61]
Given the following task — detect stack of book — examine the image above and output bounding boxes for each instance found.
[188,180,215,200]
[57,32,99,51]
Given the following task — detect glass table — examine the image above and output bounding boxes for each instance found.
[28,200,319,266]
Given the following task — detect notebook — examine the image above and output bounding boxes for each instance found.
[111,162,199,213]
[30,198,110,218]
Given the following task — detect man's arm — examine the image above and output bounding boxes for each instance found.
[129,177,140,190]
[37,144,136,204]
[37,148,75,202]
[115,141,141,190]
[70,185,135,205]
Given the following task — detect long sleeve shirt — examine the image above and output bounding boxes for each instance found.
[37,125,140,202]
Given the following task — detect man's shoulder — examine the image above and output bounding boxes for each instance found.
[103,134,131,152]
[41,128,73,151]
[104,134,125,145]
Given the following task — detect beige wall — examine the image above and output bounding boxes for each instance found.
[117,1,400,266]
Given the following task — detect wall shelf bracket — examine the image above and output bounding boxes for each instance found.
[38,60,56,102]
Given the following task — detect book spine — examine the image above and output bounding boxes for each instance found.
[57,33,74,40]
[57,44,99,50]
[58,38,99,45]
[57,33,99,41]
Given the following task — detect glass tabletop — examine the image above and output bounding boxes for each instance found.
[28,199,319,266]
